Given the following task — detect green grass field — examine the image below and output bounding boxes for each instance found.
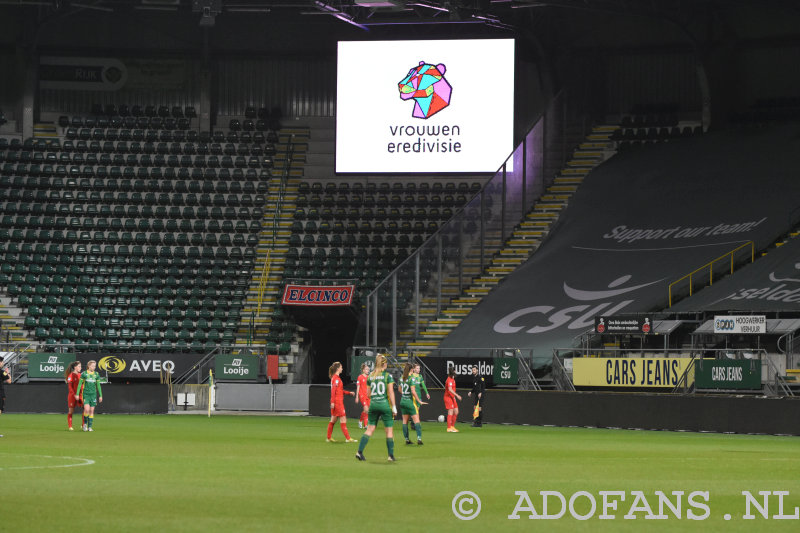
[1,413,798,532]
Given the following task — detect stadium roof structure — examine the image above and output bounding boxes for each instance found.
[2,0,798,33]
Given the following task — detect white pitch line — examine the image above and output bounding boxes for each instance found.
[0,454,95,470]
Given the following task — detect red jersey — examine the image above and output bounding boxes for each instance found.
[330,375,354,405]
[445,377,457,399]
[67,371,81,397]
[357,374,369,399]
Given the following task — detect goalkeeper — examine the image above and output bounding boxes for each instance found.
[468,365,485,428]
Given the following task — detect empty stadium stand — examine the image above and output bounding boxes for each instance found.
[0,108,302,362]
[437,124,800,359]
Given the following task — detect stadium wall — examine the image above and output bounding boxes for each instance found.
[3,383,168,414]
[308,386,800,436]
[215,383,309,411]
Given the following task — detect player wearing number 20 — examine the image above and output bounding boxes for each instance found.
[356,354,397,462]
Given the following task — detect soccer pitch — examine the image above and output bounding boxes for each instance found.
[1,414,798,532]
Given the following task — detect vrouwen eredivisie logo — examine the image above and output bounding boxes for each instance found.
[398,61,452,119]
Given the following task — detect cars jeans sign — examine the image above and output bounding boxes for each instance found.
[695,359,762,389]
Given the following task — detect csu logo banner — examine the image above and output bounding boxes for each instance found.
[27,353,76,380]
[215,354,259,380]
[282,284,355,306]
[492,358,518,385]
[349,355,375,382]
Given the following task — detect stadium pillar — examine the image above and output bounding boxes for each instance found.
[22,51,36,140]
[198,27,212,132]
[198,68,212,132]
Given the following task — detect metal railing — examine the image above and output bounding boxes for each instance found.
[255,136,296,318]
[407,352,446,389]
[762,353,795,397]
[363,91,578,354]
[668,241,754,307]
[513,349,541,391]
[671,354,699,394]
[551,352,576,392]
[172,345,222,385]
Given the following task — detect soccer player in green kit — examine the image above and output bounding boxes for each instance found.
[75,360,103,432]
[409,362,430,434]
[412,363,430,402]
[356,354,397,462]
[399,363,427,445]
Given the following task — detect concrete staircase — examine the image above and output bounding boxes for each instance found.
[0,295,32,344]
[234,128,309,381]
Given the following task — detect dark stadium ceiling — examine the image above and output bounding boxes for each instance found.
[0,0,798,32]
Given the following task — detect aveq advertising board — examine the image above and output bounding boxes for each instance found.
[336,39,515,173]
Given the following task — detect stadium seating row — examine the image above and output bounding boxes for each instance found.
[62,126,279,142]
[292,207,457,222]
[3,155,273,171]
[0,164,273,181]
[0,201,265,220]
[1,218,260,235]
[296,193,469,210]
[298,181,480,195]
[0,175,270,193]
[82,104,197,119]
[1,131,279,151]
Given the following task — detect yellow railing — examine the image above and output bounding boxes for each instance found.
[668,241,754,307]
[255,248,272,318]
[255,136,295,317]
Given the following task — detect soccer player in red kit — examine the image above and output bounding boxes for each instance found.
[444,366,462,432]
[355,362,370,429]
[65,361,83,431]
[327,362,357,443]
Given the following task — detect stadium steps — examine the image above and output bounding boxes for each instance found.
[0,296,32,343]
[34,122,59,139]
[234,150,306,376]
[670,223,800,308]
[400,124,618,355]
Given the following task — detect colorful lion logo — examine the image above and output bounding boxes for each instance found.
[398,61,452,119]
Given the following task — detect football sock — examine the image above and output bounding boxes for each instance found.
[415,423,422,440]
[402,423,409,440]
[327,422,335,439]
[386,438,395,457]
[68,413,73,427]
[340,422,351,440]
[360,412,368,426]
[358,434,370,453]
[88,415,94,428]
[447,414,453,428]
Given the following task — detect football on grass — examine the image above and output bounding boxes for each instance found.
[438,415,445,423]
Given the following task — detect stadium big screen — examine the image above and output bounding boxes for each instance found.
[336,39,515,173]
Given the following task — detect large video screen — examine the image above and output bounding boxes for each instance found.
[336,39,515,174]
